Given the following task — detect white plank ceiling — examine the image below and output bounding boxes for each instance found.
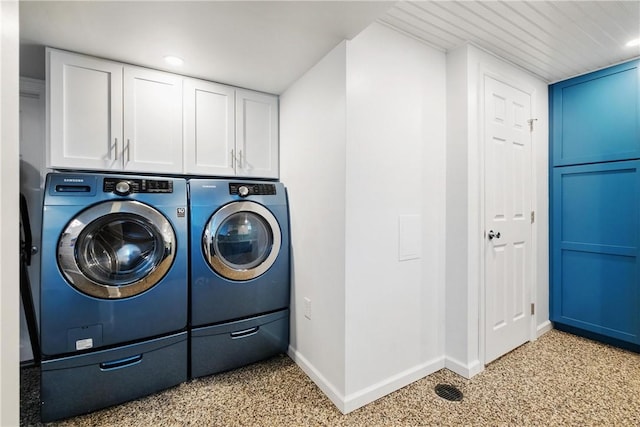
[378,1,640,83]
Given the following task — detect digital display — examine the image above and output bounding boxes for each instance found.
[104,178,173,193]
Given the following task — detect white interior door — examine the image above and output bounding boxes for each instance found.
[484,75,533,364]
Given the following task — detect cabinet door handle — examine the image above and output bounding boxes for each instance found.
[238,149,243,168]
[107,138,118,161]
[231,149,235,169]
[125,139,131,166]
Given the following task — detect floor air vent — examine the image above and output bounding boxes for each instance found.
[434,384,463,401]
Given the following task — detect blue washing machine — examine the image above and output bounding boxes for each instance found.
[189,179,290,378]
[39,172,189,421]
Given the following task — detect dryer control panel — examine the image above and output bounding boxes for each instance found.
[104,178,173,195]
[229,183,277,197]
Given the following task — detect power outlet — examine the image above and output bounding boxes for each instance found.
[303,297,312,320]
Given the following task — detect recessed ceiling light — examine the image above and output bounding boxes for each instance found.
[164,55,184,66]
[626,38,640,47]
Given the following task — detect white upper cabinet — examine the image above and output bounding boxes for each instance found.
[184,81,279,178]
[123,67,183,173]
[183,78,235,175]
[47,49,183,173]
[48,48,278,178]
[47,49,123,170]
[236,89,279,179]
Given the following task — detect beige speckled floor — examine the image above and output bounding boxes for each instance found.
[21,329,640,426]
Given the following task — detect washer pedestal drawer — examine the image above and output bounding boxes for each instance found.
[191,309,289,378]
[40,331,187,422]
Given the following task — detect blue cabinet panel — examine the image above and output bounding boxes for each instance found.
[550,60,640,166]
[551,161,640,344]
[560,250,637,341]
[559,164,638,248]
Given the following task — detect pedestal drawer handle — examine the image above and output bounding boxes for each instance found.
[230,327,259,339]
[99,354,143,370]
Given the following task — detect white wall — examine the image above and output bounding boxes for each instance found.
[343,23,446,407]
[0,0,21,424]
[445,44,550,378]
[444,45,472,373]
[280,42,348,403]
[281,23,447,413]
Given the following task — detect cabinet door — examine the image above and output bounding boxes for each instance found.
[235,90,279,179]
[183,79,235,175]
[47,49,122,170]
[550,60,640,166]
[551,160,640,344]
[123,67,183,173]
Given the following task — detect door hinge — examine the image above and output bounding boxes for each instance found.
[530,211,535,224]
[527,118,538,132]
[531,303,535,315]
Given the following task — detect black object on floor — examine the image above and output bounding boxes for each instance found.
[434,384,463,401]
[20,193,40,366]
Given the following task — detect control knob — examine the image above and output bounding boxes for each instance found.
[114,181,131,196]
[238,185,250,197]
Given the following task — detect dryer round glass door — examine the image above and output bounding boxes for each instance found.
[203,201,281,281]
[58,200,176,299]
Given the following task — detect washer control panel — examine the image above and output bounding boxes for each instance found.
[229,183,277,197]
[104,178,173,195]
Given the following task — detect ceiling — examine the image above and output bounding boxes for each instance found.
[379,1,640,83]
[19,1,640,94]
[19,1,394,94]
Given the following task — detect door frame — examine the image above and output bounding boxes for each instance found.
[19,77,46,364]
[477,65,539,367]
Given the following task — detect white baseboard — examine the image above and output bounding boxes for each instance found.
[287,346,346,412]
[444,356,483,379]
[288,346,445,414]
[342,356,445,413]
[537,320,553,337]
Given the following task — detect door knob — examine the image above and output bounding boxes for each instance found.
[488,230,501,240]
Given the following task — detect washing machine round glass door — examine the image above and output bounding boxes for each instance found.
[57,200,176,299]
[203,201,281,281]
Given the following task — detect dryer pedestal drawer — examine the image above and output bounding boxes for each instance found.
[41,331,187,422]
[191,309,289,378]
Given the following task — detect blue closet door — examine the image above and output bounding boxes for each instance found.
[550,60,640,166]
[551,160,640,344]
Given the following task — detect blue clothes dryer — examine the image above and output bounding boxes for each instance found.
[189,179,290,377]
[39,172,189,421]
